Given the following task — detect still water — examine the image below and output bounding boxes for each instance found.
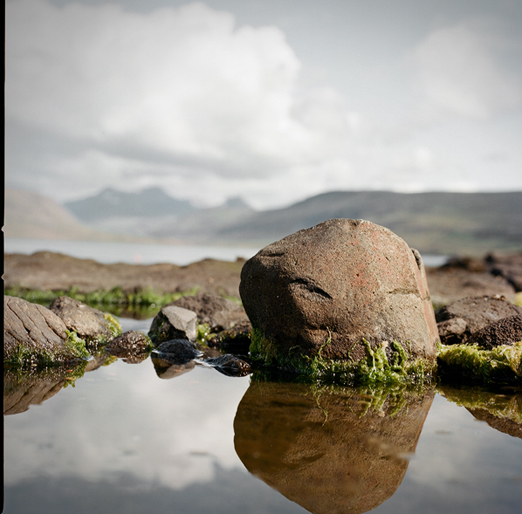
[4,320,522,514]
[4,238,449,267]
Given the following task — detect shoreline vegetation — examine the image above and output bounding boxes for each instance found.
[4,250,522,388]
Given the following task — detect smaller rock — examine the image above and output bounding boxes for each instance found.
[148,305,197,344]
[105,331,152,362]
[469,315,522,350]
[436,296,522,345]
[151,339,202,365]
[151,358,196,379]
[486,252,522,292]
[49,296,121,345]
[170,293,247,332]
[204,354,252,377]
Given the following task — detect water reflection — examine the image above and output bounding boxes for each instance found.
[234,381,434,514]
[439,385,522,440]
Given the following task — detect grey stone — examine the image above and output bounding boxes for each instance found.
[4,296,79,364]
[240,219,439,364]
[148,305,197,344]
[151,339,201,364]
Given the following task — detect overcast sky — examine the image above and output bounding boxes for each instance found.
[5,0,522,209]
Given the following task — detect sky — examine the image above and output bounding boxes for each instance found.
[5,0,522,210]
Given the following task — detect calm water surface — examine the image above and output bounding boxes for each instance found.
[4,238,448,267]
[4,320,522,514]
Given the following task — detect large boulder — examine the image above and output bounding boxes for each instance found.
[49,296,121,345]
[4,296,88,365]
[240,219,438,369]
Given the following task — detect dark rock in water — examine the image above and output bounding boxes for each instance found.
[170,293,247,332]
[486,251,522,292]
[234,381,434,514]
[240,219,438,366]
[469,315,522,350]
[49,296,121,345]
[148,305,197,344]
[105,331,152,362]
[4,296,85,365]
[151,339,202,365]
[204,354,252,377]
[208,319,252,353]
[426,268,515,306]
[435,296,522,345]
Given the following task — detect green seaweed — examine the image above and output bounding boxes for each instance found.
[249,328,435,386]
[437,341,522,386]
[103,313,122,339]
[4,285,200,314]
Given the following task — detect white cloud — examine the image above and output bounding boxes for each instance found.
[5,0,353,185]
[414,19,522,119]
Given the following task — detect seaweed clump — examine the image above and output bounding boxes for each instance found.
[437,341,522,386]
[249,328,436,386]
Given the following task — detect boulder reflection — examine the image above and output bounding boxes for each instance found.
[234,381,434,514]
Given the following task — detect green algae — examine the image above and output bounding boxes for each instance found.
[249,328,436,386]
[437,341,522,386]
[4,285,200,314]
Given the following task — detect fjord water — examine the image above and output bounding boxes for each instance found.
[4,321,522,514]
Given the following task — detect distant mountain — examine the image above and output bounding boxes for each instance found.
[4,188,126,241]
[207,191,522,255]
[64,187,196,221]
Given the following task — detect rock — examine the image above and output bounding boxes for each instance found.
[469,408,522,440]
[4,296,87,365]
[204,354,252,377]
[207,319,252,354]
[151,339,202,365]
[240,219,439,369]
[170,293,247,332]
[426,268,516,306]
[49,296,121,345]
[435,296,522,345]
[151,358,196,379]
[148,305,197,344]
[234,381,434,514]
[486,251,522,292]
[469,315,522,350]
[105,331,152,362]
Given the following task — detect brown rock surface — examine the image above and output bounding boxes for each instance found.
[435,296,522,345]
[234,381,434,514]
[4,251,245,297]
[240,219,438,362]
[49,296,116,343]
[469,315,522,349]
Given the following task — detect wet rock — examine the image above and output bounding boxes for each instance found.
[49,296,121,345]
[234,381,434,514]
[469,315,522,350]
[148,305,197,344]
[426,268,516,307]
[151,339,202,365]
[240,219,438,366]
[4,296,84,365]
[208,319,252,354]
[204,354,252,377]
[435,296,522,345]
[105,331,152,362]
[170,293,247,332]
